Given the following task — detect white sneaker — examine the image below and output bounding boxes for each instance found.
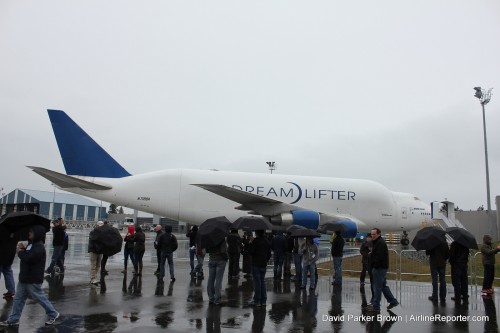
[45,312,60,325]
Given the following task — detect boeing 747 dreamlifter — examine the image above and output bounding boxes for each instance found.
[29,110,432,243]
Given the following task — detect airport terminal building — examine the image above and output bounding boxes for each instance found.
[0,188,106,222]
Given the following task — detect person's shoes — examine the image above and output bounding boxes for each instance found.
[215,301,226,306]
[487,288,494,294]
[45,269,52,274]
[365,305,380,313]
[154,271,160,276]
[45,312,60,325]
[121,269,127,273]
[171,278,176,282]
[259,303,266,307]
[387,302,399,309]
[3,292,15,298]
[481,289,489,293]
[428,296,438,302]
[0,320,19,327]
[248,300,258,306]
[360,282,365,287]
[451,296,460,301]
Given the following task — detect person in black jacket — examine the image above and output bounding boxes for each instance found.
[0,226,17,298]
[366,228,398,313]
[153,225,164,276]
[1,225,59,327]
[449,241,469,302]
[248,230,271,307]
[186,226,198,277]
[133,226,146,276]
[226,229,242,279]
[426,238,450,302]
[330,231,345,285]
[158,225,178,282]
[45,218,65,274]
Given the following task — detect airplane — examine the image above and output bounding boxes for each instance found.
[29,110,433,244]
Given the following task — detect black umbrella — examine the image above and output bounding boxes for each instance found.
[198,216,231,249]
[231,216,272,231]
[0,211,51,234]
[92,224,123,256]
[286,225,307,233]
[290,228,321,238]
[411,226,446,251]
[446,227,478,249]
[317,222,348,234]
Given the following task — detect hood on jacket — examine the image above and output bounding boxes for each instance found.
[164,225,172,233]
[30,225,47,243]
[484,235,492,244]
[128,225,135,234]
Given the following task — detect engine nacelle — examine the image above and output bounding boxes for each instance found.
[337,220,358,238]
[270,210,320,230]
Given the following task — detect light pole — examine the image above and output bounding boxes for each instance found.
[474,87,495,239]
[266,161,276,174]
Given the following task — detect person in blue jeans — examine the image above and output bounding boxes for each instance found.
[330,230,345,285]
[158,225,178,282]
[1,225,59,327]
[186,226,199,277]
[366,228,399,313]
[207,240,228,305]
[248,230,271,307]
[301,237,318,290]
[0,228,17,298]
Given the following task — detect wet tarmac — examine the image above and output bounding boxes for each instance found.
[0,230,499,332]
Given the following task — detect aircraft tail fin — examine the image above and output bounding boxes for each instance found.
[47,109,131,178]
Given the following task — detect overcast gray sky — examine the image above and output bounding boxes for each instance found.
[1,1,499,211]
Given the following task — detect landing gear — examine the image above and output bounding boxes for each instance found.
[400,231,409,246]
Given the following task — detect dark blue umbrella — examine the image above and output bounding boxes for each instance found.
[446,227,478,249]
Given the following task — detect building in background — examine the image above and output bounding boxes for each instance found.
[0,188,106,222]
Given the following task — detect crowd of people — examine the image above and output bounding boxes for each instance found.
[0,217,499,328]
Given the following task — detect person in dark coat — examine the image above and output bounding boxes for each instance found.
[158,225,178,282]
[88,221,103,285]
[480,234,500,294]
[271,232,287,280]
[0,225,59,327]
[186,225,199,277]
[449,241,469,302]
[226,229,242,279]
[0,226,17,298]
[133,226,146,275]
[426,238,450,302]
[330,231,345,285]
[241,231,253,278]
[248,230,271,307]
[153,225,164,276]
[359,233,372,286]
[100,220,110,276]
[284,233,294,278]
[45,218,65,274]
[366,228,398,313]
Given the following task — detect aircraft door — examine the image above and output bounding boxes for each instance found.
[401,207,408,219]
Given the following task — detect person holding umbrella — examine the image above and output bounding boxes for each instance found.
[300,236,319,290]
[0,225,59,327]
[88,221,104,285]
[0,228,17,299]
[206,239,228,305]
[449,240,469,302]
[426,236,450,302]
[248,230,272,307]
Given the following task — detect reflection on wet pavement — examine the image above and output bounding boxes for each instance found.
[1,230,499,332]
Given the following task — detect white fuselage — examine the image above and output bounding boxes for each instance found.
[63,169,432,233]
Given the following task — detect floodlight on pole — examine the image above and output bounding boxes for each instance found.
[474,86,495,239]
[266,161,276,174]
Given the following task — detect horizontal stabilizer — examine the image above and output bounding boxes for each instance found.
[28,166,112,190]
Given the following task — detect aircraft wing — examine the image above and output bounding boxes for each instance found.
[28,166,112,190]
[193,184,367,229]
